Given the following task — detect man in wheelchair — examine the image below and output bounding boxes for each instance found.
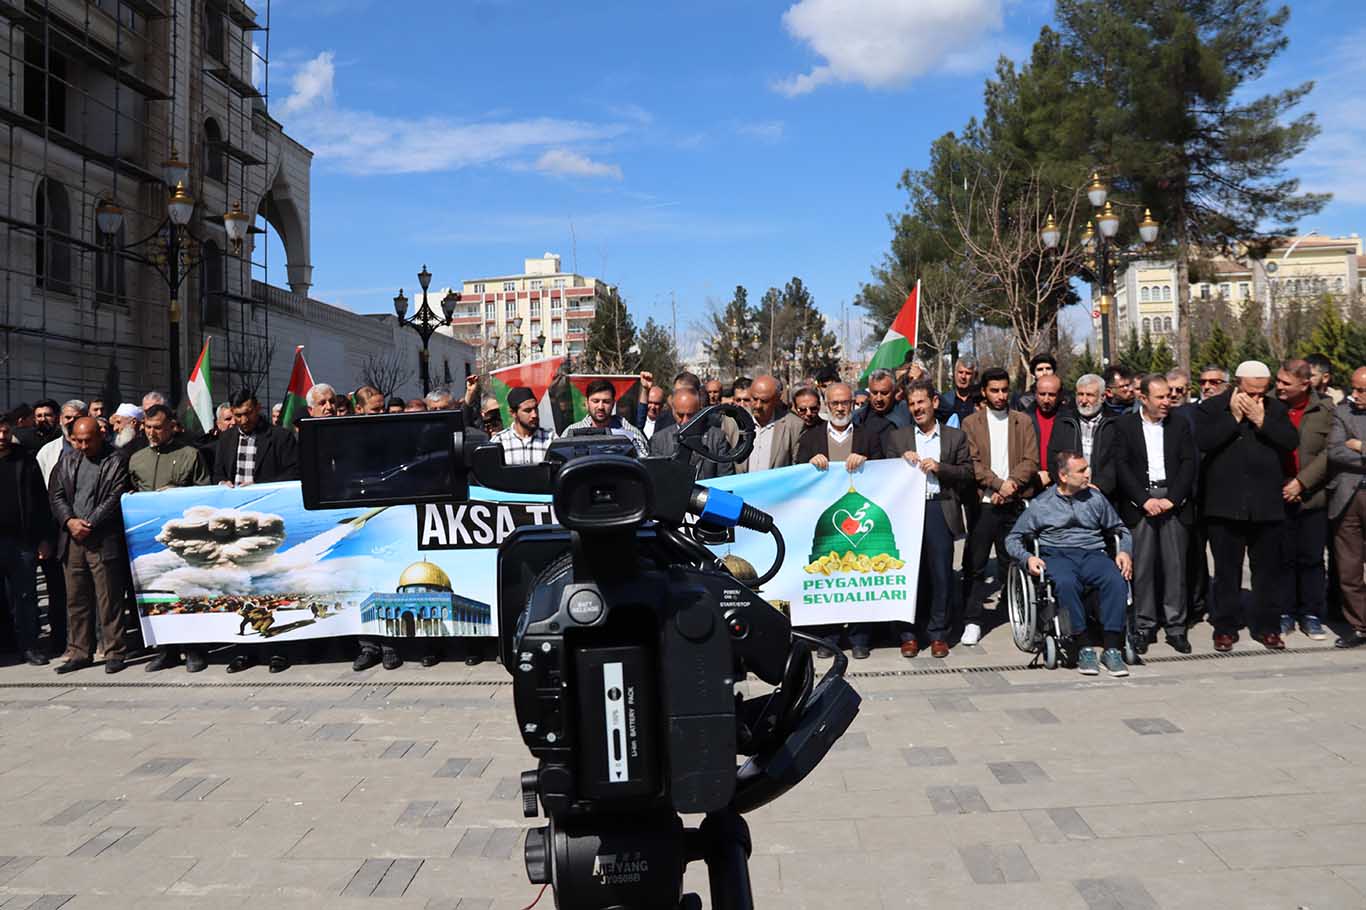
[1006,450,1135,676]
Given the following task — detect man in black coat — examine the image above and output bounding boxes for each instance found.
[1195,361,1300,651]
[796,382,884,470]
[1114,374,1197,654]
[878,380,973,659]
[212,389,299,487]
[48,417,131,674]
[0,408,55,665]
[212,390,299,674]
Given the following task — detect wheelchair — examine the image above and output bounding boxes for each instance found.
[1005,536,1137,670]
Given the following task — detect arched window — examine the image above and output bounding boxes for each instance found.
[1141,287,1151,302]
[1163,317,1173,332]
[202,4,225,61]
[35,178,73,292]
[1162,285,1172,300]
[201,240,225,326]
[1142,317,1151,334]
[1335,277,1344,293]
[95,219,126,307]
[203,118,225,183]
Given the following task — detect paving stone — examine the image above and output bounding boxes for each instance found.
[962,671,1012,689]
[0,856,40,885]
[831,732,869,751]
[341,858,393,897]
[1122,717,1182,735]
[434,758,469,778]
[42,801,121,827]
[1074,876,1158,910]
[989,761,1051,785]
[929,694,979,713]
[372,858,424,897]
[926,785,991,815]
[490,778,520,801]
[959,843,1040,884]
[902,746,956,767]
[128,757,192,776]
[1009,707,1061,725]
[313,723,361,742]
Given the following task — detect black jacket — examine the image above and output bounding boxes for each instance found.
[48,447,130,560]
[1025,405,1078,488]
[1050,409,1120,498]
[795,421,885,464]
[211,423,299,484]
[935,388,977,426]
[1195,389,1300,522]
[882,423,972,537]
[1112,412,1197,526]
[0,446,54,549]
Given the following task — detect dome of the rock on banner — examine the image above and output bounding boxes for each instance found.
[397,560,453,592]
[722,554,759,586]
[809,485,899,564]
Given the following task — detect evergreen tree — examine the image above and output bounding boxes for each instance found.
[1298,296,1351,381]
[1196,321,1237,372]
[635,317,680,386]
[702,286,760,379]
[1118,327,1145,374]
[583,291,637,373]
[1068,344,1102,386]
[1150,338,1176,374]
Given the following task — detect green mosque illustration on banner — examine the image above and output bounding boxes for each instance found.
[804,483,905,575]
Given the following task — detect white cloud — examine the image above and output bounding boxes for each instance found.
[1290,28,1366,205]
[533,149,624,180]
[737,120,785,142]
[774,0,1005,96]
[274,51,630,176]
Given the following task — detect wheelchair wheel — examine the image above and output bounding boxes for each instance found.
[1006,562,1037,653]
[1043,634,1059,670]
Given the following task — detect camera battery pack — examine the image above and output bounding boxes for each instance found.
[575,646,659,801]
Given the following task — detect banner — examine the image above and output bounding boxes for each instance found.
[121,460,926,646]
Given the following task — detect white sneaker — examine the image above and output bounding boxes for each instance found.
[960,623,982,646]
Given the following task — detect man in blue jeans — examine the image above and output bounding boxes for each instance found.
[0,408,55,665]
[1007,450,1134,676]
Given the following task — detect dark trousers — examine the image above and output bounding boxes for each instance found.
[1280,505,1327,620]
[1333,489,1366,632]
[63,539,128,661]
[849,501,955,648]
[1186,515,1210,623]
[1206,518,1282,637]
[1039,547,1128,637]
[1131,488,1188,635]
[41,556,66,649]
[963,501,1023,622]
[0,538,40,652]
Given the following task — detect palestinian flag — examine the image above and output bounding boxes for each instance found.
[280,345,314,429]
[186,337,214,433]
[859,279,919,386]
[568,374,640,424]
[490,357,566,431]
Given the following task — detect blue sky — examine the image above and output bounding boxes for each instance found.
[259,0,1366,358]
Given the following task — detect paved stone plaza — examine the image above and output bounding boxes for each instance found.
[1,630,1365,910]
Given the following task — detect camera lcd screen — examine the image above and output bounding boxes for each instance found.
[299,411,470,509]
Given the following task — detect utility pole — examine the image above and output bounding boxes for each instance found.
[671,291,678,354]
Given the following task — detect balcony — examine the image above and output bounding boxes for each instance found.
[566,331,587,343]
[565,308,595,321]
[449,315,481,327]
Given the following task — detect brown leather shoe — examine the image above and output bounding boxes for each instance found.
[1256,632,1286,651]
[930,640,950,659]
[900,640,920,659]
[1213,633,1235,652]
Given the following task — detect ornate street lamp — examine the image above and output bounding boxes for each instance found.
[395,264,461,395]
[1077,175,1160,365]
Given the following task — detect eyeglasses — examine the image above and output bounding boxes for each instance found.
[1199,377,1225,385]
[827,400,852,408]
[793,405,820,415]
[1168,386,1187,396]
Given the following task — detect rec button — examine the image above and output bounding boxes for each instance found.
[567,590,605,624]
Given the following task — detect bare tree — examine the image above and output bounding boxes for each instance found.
[949,162,1089,379]
[228,336,277,399]
[360,349,417,399]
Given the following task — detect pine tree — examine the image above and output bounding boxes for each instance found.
[1068,344,1102,386]
[1150,338,1176,374]
[583,291,637,373]
[702,286,761,379]
[1298,296,1351,380]
[1118,327,1145,373]
[636,317,680,386]
[1196,321,1237,372]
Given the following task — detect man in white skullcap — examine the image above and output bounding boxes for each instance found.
[110,403,146,453]
[1194,360,1300,652]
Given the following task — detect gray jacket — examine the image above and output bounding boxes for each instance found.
[647,423,735,480]
[1327,400,1366,521]
[1006,485,1132,564]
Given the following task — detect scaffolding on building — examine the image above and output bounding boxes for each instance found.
[0,0,281,410]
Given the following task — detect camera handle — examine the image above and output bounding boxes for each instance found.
[677,403,755,466]
[681,809,755,910]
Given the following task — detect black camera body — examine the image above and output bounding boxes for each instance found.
[299,406,860,910]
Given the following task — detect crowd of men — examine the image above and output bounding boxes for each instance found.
[2,348,1364,678]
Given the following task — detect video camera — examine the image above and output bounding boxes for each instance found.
[299,403,861,910]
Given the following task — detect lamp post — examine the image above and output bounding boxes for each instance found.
[1039,172,1160,366]
[394,264,460,395]
[95,148,249,406]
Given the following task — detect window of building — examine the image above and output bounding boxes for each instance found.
[95,224,127,308]
[203,5,225,61]
[530,300,541,317]
[34,179,73,292]
[1199,284,1209,299]
[472,283,484,294]
[484,302,495,319]
[1141,287,1150,302]
[1163,317,1173,332]
[505,300,517,318]
[1238,282,1249,298]
[1219,283,1230,298]
[1336,277,1344,293]
[200,241,224,325]
[530,279,542,290]
[551,295,563,311]
[1162,285,1172,300]
[503,281,516,292]
[23,37,67,133]
[1142,317,1151,334]
[203,118,225,183]
[551,319,564,339]
[552,340,563,356]
[553,278,566,289]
